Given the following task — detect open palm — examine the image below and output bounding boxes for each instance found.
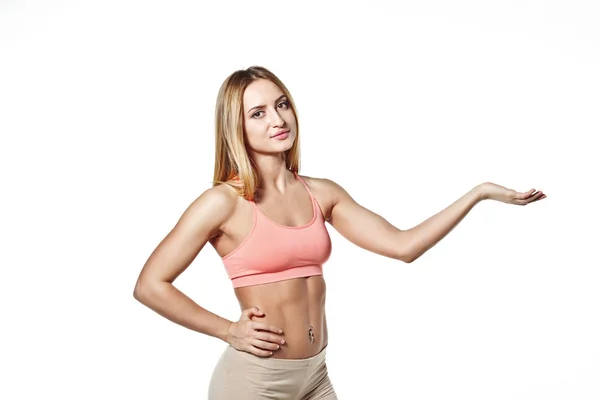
[480,182,546,205]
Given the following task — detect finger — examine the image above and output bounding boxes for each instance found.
[252,339,281,352]
[528,192,546,203]
[518,189,536,199]
[254,322,284,334]
[255,332,285,345]
[518,191,544,205]
[248,345,274,357]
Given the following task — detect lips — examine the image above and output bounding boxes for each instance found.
[272,129,290,138]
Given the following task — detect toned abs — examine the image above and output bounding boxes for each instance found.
[235,275,328,359]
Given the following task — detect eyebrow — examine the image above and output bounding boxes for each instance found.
[246,94,287,115]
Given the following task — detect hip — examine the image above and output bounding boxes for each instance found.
[208,343,336,399]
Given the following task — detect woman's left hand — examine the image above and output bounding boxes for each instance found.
[478,182,547,205]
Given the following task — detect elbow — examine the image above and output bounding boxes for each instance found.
[394,231,416,264]
[133,281,144,302]
[133,278,154,303]
[395,243,416,264]
[398,245,418,264]
[394,248,415,264]
[134,277,170,304]
[398,253,416,264]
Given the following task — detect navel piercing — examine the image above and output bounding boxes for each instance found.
[308,324,315,343]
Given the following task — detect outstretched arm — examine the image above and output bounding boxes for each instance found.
[325,179,545,263]
[396,186,484,262]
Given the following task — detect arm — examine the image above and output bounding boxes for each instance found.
[402,182,546,261]
[133,186,236,342]
[400,186,484,262]
[325,178,485,263]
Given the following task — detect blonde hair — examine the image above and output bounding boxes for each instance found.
[212,66,300,201]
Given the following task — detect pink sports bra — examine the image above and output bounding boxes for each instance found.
[221,171,332,288]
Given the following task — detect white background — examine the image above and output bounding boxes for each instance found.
[1,1,598,399]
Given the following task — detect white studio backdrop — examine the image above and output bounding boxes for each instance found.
[1,1,598,399]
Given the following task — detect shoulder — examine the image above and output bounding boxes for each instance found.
[297,174,354,220]
[298,174,350,199]
[192,183,239,211]
[178,184,240,238]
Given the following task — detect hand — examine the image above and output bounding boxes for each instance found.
[226,307,286,357]
[479,182,547,205]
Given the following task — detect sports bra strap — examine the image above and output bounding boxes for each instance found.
[293,171,315,200]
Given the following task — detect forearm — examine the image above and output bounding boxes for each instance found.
[402,184,485,262]
[133,281,232,343]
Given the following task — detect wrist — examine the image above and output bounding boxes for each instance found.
[218,320,234,344]
[473,183,488,202]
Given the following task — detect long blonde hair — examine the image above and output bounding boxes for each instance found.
[212,66,300,201]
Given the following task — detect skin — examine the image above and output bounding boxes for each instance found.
[133,78,547,360]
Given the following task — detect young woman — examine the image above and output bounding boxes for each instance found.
[133,66,546,399]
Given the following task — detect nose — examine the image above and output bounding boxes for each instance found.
[268,108,285,127]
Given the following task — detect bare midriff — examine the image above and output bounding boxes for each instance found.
[234,275,328,359]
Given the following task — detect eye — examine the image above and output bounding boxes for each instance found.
[251,101,288,119]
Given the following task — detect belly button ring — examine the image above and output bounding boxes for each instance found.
[308,324,315,343]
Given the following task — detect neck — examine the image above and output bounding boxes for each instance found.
[251,157,295,195]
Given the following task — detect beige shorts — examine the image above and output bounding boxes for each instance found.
[208,344,337,399]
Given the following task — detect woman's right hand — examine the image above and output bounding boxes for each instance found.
[226,307,286,357]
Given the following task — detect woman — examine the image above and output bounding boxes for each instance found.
[133,66,546,399]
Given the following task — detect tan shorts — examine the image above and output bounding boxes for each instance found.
[208,344,337,399]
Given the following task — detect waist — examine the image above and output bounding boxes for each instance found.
[250,313,328,359]
[235,276,328,359]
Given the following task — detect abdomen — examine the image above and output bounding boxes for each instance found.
[234,275,328,359]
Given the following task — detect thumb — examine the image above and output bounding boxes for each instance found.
[243,307,264,318]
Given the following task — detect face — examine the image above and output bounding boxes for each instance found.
[242,78,297,155]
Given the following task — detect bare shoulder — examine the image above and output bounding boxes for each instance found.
[298,174,350,200]
[201,182,239,205]
[179,183,239,239]
[297,174,352,220]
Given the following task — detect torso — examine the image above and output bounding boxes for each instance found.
[209,174,335,359]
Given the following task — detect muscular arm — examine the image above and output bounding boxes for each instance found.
[133,186,236,342]
[324,178,484,263]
